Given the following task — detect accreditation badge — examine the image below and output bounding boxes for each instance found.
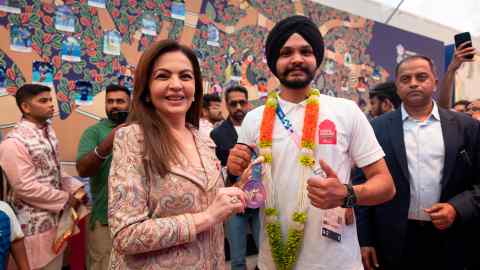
[321,207,345,242]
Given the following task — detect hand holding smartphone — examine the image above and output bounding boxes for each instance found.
[454,32,475,60]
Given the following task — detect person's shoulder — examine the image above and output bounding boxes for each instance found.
[373,110,396,124]
[82,120,106,135]
[247,104,265,116]
[213,119,229,130]
[442,108,480,133]
[115,123,142,142]
[444,108,477,124]
[0,202,15,217]
[243,104,265,123]
[320,94,354,104]
[193,126,217,148]
[0,137,23,153]
[320,94,359,112]
[211,120,227,136]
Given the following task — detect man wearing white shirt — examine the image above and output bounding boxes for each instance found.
[357,55,480,270]
[227,15,395,270]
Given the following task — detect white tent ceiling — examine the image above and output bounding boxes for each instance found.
[371,0,480,36]
[314,0,480,44]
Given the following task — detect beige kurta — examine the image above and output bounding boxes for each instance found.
[108,124,226,269]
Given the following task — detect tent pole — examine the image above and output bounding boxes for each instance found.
[385,0,405,24]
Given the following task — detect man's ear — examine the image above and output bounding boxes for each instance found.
[201,107,208,117]
[382,99,394,112]
[20,101,30,115]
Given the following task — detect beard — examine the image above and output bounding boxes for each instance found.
[107,110,129,126]
[277,65,315,89]
[231,110,246,123]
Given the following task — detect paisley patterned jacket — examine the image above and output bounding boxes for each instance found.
[108,124,226,269]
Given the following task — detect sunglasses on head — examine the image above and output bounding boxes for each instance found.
[228,100,247,107]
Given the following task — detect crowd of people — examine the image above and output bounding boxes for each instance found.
[0,15,479,270]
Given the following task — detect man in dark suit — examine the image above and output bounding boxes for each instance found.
[356,55,480,270]
[210,85,259,270]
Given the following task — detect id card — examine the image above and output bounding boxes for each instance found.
[321,207,345,242]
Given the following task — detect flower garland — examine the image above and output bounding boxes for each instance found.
[259,89,320,270]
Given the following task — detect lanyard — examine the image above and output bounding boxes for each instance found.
[275,100,325,177]
[275,100,302,148]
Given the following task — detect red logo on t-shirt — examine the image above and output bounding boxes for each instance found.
[318,119,337,144]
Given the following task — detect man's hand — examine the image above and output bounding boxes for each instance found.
[361,246,380,270]
[449,41,476,72]
[97,123,128,155]
[307,160,348,209]
[67,193,80,209]
[73,187,88,204]
[227,144,254,176]
[424,203,457,230]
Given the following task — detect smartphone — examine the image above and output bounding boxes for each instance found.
[454,32,474,59]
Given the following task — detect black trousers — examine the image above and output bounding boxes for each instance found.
[381,220,452,270]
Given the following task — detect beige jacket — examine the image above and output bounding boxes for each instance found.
[108,124,226,269]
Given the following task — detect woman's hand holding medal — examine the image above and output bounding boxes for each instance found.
[200,187,247,227]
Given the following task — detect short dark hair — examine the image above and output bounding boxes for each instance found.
[453,99,470,108]
[106,84,130,96]
[15,84,51,114]
[369,81,401,109]
[395,55,437,78]
[202,93,221,109]
[224,85,248,103]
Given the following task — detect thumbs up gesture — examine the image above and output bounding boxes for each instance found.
[307,160,348,209]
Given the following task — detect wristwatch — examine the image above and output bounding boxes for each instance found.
[342,184,357,208]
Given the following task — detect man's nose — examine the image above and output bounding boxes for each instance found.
[291,52,304,64]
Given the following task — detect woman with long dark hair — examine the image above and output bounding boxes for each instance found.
[108,40,247,269]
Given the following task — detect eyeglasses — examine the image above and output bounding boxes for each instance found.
[228,100,247,107]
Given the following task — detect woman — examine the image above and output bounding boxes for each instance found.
[108,40,247,269]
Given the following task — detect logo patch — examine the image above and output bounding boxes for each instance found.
[318,119,337,144]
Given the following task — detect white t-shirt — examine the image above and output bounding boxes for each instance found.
[0,201,24,242]
[238,94,384,270]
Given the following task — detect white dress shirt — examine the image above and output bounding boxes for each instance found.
[402,102,445,221]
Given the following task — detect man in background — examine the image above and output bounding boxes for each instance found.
[466,99,480,120]
[452,100,470,113]
[357,56,480,270]
[211,85,259,270]
[76,84,131,270]
[0,84,85,269]
[200,93,223,137]
[369,81,401,118]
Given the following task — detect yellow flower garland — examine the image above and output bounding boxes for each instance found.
[259,89,320,270]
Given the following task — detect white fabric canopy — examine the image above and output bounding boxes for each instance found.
[315,0,480,44]
[372,0,480,37]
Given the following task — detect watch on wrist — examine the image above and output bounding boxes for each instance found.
[342,184,357,208]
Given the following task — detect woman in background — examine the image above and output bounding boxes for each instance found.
[108,40,246,269]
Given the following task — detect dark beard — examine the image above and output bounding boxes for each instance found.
[107,110,129,126]
[277,67,314,89]
[231,111,246,123]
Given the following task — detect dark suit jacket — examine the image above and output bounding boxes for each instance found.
[210,118,238,185]
[354,108,480,269]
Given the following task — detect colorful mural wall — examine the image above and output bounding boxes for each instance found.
[0,0,444,173]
